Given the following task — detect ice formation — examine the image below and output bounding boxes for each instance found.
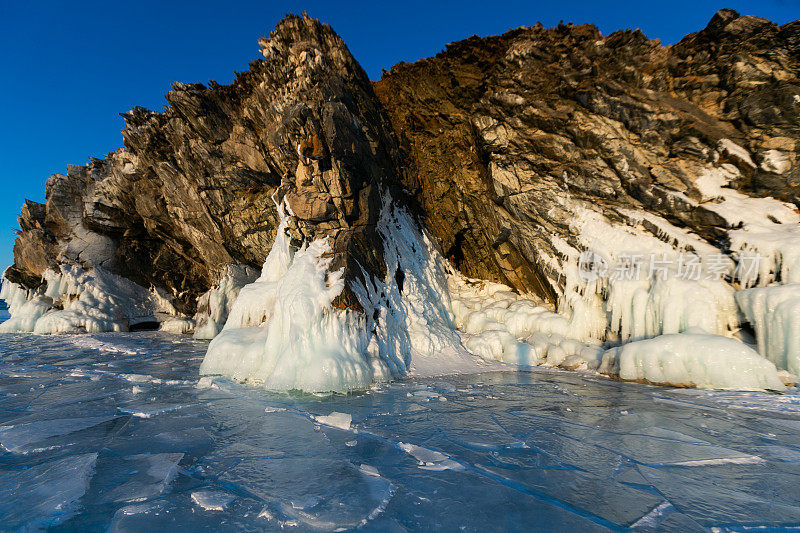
[200,195,617,391]
[599,333,785,391]
[736,284,800,376]
[0,265,173,334]
[193,264,259,339]
[729,224,800,288]
[4,158,799,392]
[160,317,196,335]
[551,203,739,342]
[197,186,800,392]
[200,202,385,392]
[0,278,54,333]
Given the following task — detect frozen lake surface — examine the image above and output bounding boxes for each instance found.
[1,332,800,531]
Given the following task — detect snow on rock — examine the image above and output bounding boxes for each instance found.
[760,149,792,174]
[193,264,259,339]
[692,166,799,228]
[736,284,800,376]
[599,333,785,391]
[0,265,174,334]
[717,138,756,170]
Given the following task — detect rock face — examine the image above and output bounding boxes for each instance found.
[9,14,400,313]
[375,8,800,300]
[5,9,800,315]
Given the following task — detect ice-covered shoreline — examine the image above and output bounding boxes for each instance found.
[3,174,800,393]
[193,184,800,392]
[4,10,800,396]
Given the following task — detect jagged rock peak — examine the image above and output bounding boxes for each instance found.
[258,13,370,81]
[7,13,401,315]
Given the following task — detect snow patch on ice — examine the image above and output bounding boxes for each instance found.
[313,412,352,431]
[63,336,146,355]
[398,442,465,471]
[630,501,674,529]
[119,403,190,418]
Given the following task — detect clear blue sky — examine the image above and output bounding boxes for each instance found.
[1,0,797,271]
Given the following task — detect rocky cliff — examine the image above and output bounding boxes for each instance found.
[375,8,800,300]
[9,14,401,314]
[3,10,800,391]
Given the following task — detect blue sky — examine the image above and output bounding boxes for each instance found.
[1,0,797,271]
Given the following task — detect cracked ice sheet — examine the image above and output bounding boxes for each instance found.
[219,456,396,530]
[0,453,98,531]
[0,415,116,453]
[2,332,800,530]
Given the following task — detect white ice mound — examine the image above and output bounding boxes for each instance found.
[200,203,384,392]
[200,195,502,391]
[736,284,800,376]
[0,265,170,334]
[600,333,785,391]
[193,263,259,339]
